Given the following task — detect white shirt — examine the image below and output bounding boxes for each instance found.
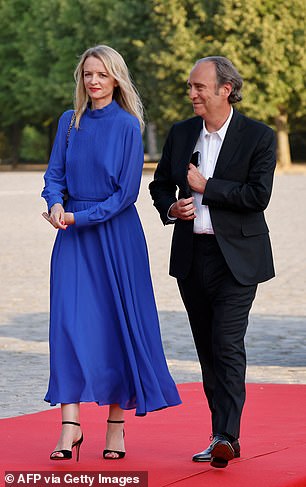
[193,108,233,234]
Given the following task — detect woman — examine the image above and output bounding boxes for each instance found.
[42,45,181,461]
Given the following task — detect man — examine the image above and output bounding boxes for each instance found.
[149,57,276,468]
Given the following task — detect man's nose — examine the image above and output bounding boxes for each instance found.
[189,87,197,100]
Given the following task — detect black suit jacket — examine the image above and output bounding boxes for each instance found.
[149,109,276,285]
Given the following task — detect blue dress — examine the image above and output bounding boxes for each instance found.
[42,100,181,415]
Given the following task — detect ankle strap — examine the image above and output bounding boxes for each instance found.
[107,419,125,424]
[62,421,80,426]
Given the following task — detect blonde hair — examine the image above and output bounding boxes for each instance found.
[74,45,145,132]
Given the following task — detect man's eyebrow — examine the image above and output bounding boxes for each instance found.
[187,80,206,87]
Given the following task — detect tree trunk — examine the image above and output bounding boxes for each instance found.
[275,111,292,168]
[9,123,23,167]
[48,120,57,160]
[146,122,159,161]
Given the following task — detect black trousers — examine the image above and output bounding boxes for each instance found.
[177,234,257,440]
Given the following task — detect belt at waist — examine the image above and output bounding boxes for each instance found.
[68,195,105,203]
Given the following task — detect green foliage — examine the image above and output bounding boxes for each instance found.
[139,0,205,130]
[0,0,28,127]
[20,125,48,162]
[206,0,306,126]
[132,0,207,133]
[0,0,305,162]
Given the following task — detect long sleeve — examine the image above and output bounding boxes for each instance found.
[41,111,73,211]
[74,124,144,227]
[149,125,178,225]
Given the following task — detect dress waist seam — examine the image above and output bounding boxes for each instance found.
[68,196,105,203]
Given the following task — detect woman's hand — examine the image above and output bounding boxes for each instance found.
[42,203,75,229]
[63,212,75,226]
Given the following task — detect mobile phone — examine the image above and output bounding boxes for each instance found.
[190,151,200,167]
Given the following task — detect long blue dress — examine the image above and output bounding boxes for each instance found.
[42,100,181,415]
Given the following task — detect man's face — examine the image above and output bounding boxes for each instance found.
[187,61,227,119]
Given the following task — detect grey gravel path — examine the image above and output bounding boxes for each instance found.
[0,171,305,418]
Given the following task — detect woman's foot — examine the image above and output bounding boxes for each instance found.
[103,419,125,459]
[50,421,83,460]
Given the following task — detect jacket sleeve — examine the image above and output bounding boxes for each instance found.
[149,125,178,225]
[74,124,144,227]
[202,127,276,212]
[41,112,72,211]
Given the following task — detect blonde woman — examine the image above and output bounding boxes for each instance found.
[42,45,181,462]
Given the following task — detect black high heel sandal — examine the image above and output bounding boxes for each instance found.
[103,419,125,459]
[50,421,83,461]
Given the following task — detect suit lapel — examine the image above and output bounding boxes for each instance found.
[213,110,246,178]
[179,117,203,194]
[182,116,203,162]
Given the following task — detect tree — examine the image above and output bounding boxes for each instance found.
[0,0,29,163]
[0,0,116,161]
[0,0,212,160]
[1,0,304,165]
[207,0,306,167]
[136,0,206,137]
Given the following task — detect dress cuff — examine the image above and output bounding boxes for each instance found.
[74,210,89,227]
[47,198,64,212]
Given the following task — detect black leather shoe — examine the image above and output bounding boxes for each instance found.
[210,434,235,468]
[192,436,240,463]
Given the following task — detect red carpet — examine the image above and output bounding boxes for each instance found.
[1,383,306,487]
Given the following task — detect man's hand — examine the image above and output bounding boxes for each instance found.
[187,163,207,193]
[42,203,75,229]
[169,197,196,220]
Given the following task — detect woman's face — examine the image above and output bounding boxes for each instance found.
[83,56,118,109]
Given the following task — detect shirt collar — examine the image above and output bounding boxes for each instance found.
[203,106,233,141]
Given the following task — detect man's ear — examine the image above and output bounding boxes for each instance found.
[221,82,233,98]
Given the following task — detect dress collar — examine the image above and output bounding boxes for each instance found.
[86,99,119,118]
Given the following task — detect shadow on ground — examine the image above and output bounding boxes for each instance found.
[0,311,305,417]
[1,310,305,366]
[158,311,306,367]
